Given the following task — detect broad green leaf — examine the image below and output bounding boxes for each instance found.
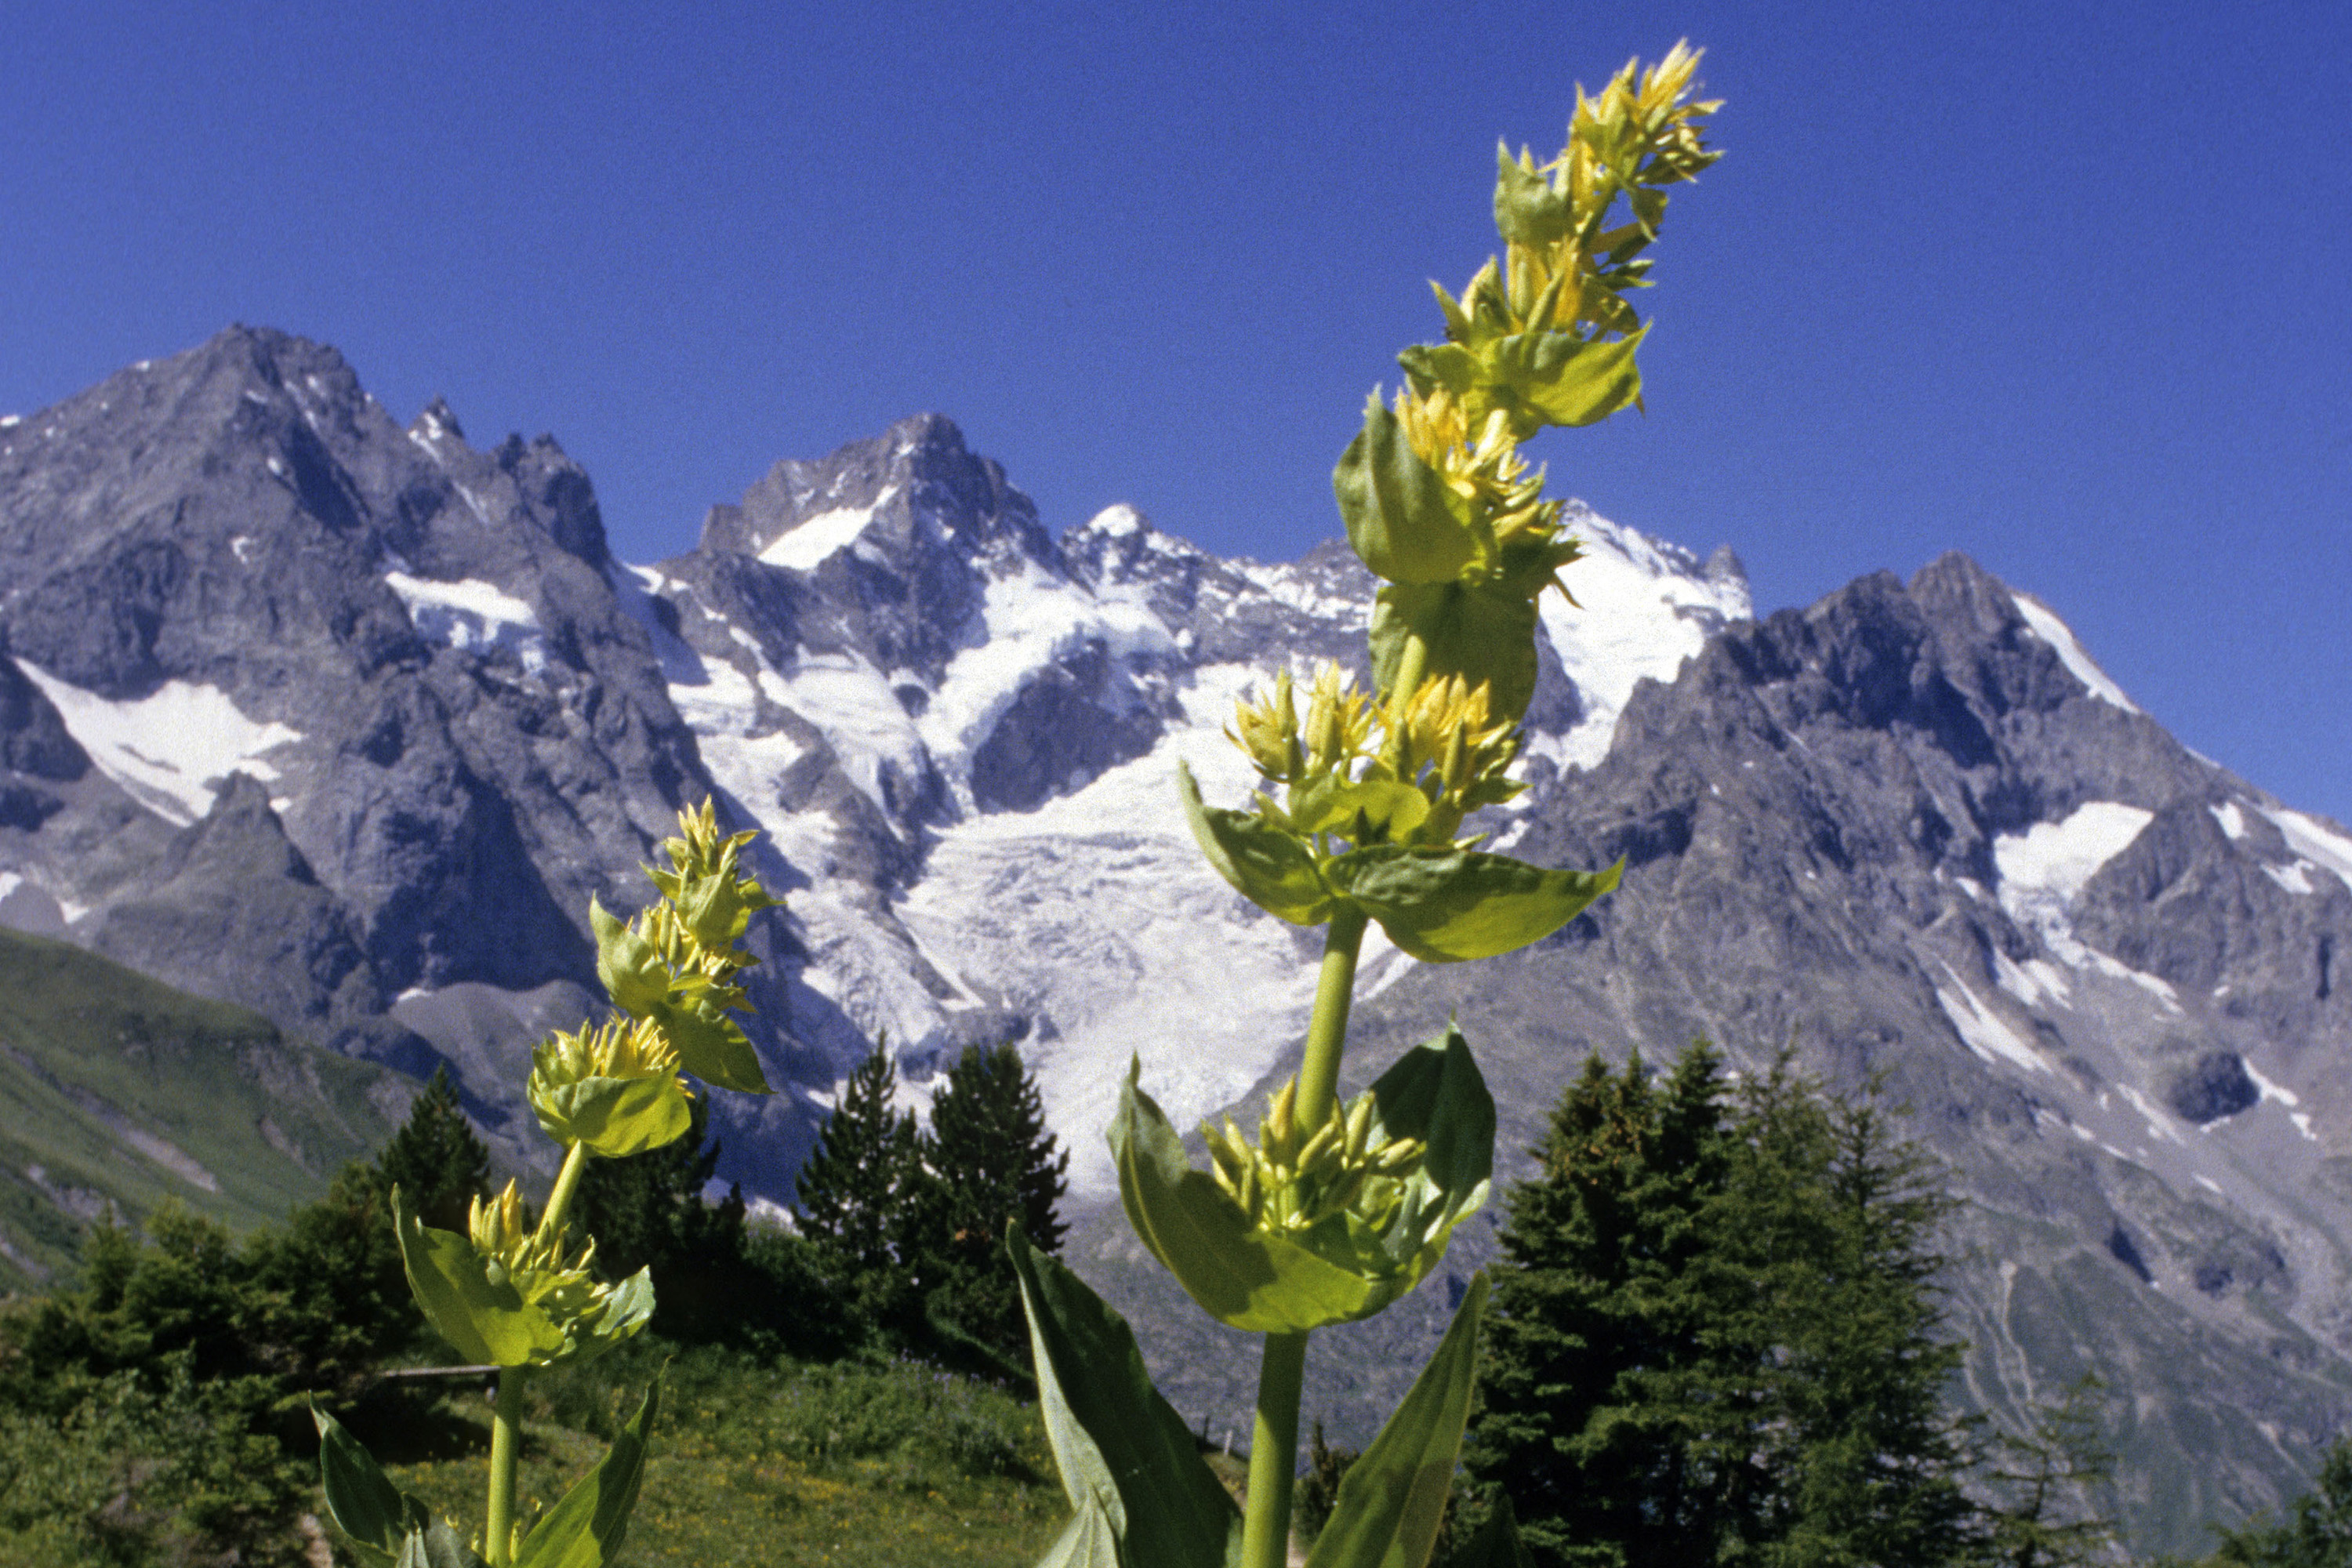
[650,998,771,1094]
[1034,1497,1120,1568]
[667,866,772,953]
[1111,1065,1384,1332]
[395,1519,487,1568]
[1492,144,1573,247]
[1323,848,1622,963]
[529,1071,692,1158]
[1112,1036,1494,1333]
[516,1377,661,1568]
[590,900,668,1018]
[392,1193,652,1368]
[1288,775,1432,843]
[1363,1026,1495,1278]
[1334,393,1476,586]
[1178,762,1332,926]
[394,1191,565,1367]
[314,1406,432,1568]
[1304,1274,1489,1568]
[1490,328,1644,430]
[1436,1496,1534,1568]
[1007,1229,1241,1568]
[1368,583,1541,726]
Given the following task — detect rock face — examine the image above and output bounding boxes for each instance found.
[3,330,2350,1552]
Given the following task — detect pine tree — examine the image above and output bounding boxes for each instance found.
[903,1041,1069,1363]
[2211,1438,2352,1567]
[572,1094,752,1341]
[1980,1375,2119,1568]
[1462,1044,1981,1568]
[367,1065,492,1232]
[794,1039,919,1303]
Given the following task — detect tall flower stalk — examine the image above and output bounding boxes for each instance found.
[1019,46,1721,1568]
[313,802,779,1568]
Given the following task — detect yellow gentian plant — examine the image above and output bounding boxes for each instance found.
[1011,45,1720,1568]
[312,801,779,1568]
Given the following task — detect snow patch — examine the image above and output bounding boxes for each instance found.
[2118,1084,2184,1145]
[1936,964,2049,1073]
[2194,1174,2224,1195]
[0,415,18,429]
[383,572,548,673]
[759,490,896,572]
[916,561,1177,793]
[2244,1062,2299,1108]
[11,659,304,826]
[2259,808,2352,893]
[2011,593,2140,712]
[2211,801,2248,840]
[230,535,256,564]
[1994,949,2074,1010]
[2265,862,2317,895]
[1529,512,1751,771]
[1994,802,2154,909]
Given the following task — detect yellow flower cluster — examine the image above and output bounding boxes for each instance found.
[1228,662,1523,848]
[534,1014,683,1091]
[1202,1076,1425,1236]
[467,1181,601,1298]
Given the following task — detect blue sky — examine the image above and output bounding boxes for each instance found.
[4,1,2347,823]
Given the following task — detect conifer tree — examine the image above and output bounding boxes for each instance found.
[794,1039,918,1289]
[572,1094,751,1341]
[1463,1044,1980,1568]
[367,1065,492,1233]
[904,1041,1069,1362]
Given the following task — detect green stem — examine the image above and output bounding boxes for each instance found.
[537,1140,590,1243]
[1240,906,1371,1568]
[1243,1331,1309,1568]
[1296,905,1370,1131]
[486,1366,528,1566]
[1381,630,1432,774]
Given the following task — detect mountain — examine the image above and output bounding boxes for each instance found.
[3,328,2349,1552]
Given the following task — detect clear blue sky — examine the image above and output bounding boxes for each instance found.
[5,2,2347,825]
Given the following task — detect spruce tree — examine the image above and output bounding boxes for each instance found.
[1463,1044,1981,1568]
[368,1065,492,1232]
[572,1094,752,1341]
[903,1041,1069,1362]
[794,1039,919,1311]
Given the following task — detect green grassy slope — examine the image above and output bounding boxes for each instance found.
[0,926,413,1288]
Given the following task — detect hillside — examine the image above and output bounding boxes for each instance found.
[0,924,415,1287]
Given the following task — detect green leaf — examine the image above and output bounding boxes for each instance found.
[590,900,668,1018]
[1007,1229,1241,1568]
[1112,1035,1494,1334]
[650,998,771,1094]
[528,1072,693,1158]
[314,1406,433,1568]
[1490,328,1645,430]
[1303,1273,1489,1568]
[1493,144,1573,247]
[1288,775,1432,843]
[1110,1065,1385,1332]
[1334,393,1475,586]
[393,1190,564,1367]
[1178,762,1332,926]
[1363,1026,1495,1276]
[1034,1498,1121,1568]
[1368,583,1541,726]
[1323,848,1621,963]
[516,1377,661,1568]
[396,1519,488,1568]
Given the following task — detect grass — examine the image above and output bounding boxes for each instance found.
[377,1345,1073,1567]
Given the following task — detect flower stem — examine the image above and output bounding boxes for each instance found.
[1296,905,1370,1131]
[538,1140,590,1243]
[1243,1330,1309,1568]
[486,1365,528,1566]
[1240,904,1370,1568]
